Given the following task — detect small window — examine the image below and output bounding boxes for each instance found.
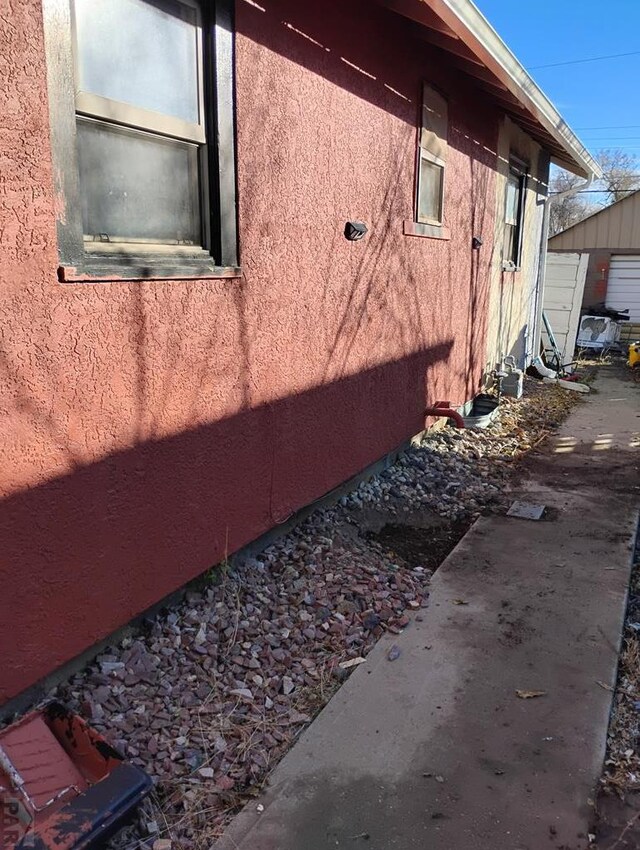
[503,160,528,269]
[42,0,238,280]
[416,84,447,227]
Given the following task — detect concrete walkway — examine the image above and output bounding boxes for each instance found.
[216,369,640,850]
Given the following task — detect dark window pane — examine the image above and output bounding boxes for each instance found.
[75,0,200,124]
[504,167,525,265]
[77,119,200,244]
[418,157,443,223]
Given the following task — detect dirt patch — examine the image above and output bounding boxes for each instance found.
[518,451,639,494]
[596,792,640,849]
[497,603,536,647]
[541,505,560,522]
[366,520,471,572]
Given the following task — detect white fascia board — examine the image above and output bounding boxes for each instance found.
[424,0,603,179]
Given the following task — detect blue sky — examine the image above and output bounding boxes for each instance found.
[475,0,640,163]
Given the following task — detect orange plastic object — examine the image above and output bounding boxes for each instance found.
[0,703,151,850]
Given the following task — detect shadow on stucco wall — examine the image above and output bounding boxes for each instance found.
[235,0,422,125]
[0,0,502,710]
[0,341,454,706]
[234,0,499,399]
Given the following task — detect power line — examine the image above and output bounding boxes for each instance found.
[552,172,640,178]
[528,49,640,70]
[584,147,640,152]
[575,125,640,131]
[554,189,639,194]
[579,142,640,150]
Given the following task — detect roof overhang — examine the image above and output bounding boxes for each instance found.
[380,0,603,179]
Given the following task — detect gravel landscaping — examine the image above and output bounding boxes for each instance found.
[601,535,640,802]
[46,378,581,850]
[595,525,640,847]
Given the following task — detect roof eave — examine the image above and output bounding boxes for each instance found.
[422,0,603,179]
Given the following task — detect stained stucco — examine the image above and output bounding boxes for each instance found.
[485,117,549,372]
[0,0,504,703]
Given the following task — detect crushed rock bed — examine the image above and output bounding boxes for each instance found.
[47,378,580,850]
[593,528,640,849]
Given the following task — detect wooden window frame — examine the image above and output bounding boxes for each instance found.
[412,83,448,237]
[503,157,528,272]
[42,0,239,281]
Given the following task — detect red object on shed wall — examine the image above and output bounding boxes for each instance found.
[0,0,498,703]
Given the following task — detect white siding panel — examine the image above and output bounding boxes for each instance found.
[546,265,583,282]
[545,308,571,334]
[545,286,575,308]
[543,252,589,360]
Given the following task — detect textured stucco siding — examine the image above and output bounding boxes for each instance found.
[0,0,502,703]
[485,117,549,372]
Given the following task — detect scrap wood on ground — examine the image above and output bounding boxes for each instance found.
[13,376,584,850]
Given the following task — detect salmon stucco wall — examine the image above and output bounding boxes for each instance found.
[486,117,549,373]
[0,0,499,704]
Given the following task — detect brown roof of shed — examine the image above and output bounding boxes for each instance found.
[549,189,640,250]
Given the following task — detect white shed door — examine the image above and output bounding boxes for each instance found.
[543,252,589,360]
[607,255,640,321]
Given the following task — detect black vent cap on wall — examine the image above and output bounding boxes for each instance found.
[344,221,368,241]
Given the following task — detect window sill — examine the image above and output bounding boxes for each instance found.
[403,220,450,240]
[501,261,521,273]
[58,257,242,283]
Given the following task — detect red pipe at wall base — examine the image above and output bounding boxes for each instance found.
[424,401,465,429]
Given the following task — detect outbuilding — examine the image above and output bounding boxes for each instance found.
[548,189,640,342]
